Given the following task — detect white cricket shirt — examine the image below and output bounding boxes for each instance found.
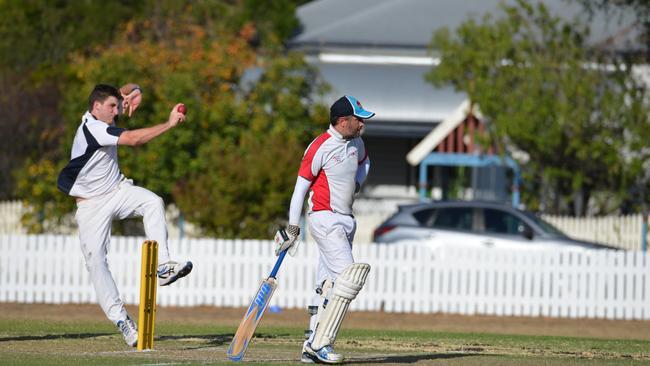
[57,112,125,199]
[299,126,367,215]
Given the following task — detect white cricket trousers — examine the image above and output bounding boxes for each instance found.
[306,211,357,344]
[308,211,357,285]
[75,178,170,324]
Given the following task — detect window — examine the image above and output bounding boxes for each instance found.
[413,208,436,226]
[431,207,473,231]
[484,208,528,235]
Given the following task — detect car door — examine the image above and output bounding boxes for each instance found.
[479,208,538,249]
[380,207,441,242]
[425,207,485,249]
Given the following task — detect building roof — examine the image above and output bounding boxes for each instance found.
[293,0,644,53]
[291,0,644,137]
[311,59,465,136]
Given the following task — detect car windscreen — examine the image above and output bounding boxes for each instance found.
[520,211,567,237]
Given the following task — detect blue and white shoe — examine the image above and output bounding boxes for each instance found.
[305,343,343,364]
[157,260,193,286]
[117,315,138,347]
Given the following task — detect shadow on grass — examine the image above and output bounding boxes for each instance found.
[157,331,295,350]
[348,352,482,364]
[156,333,484,365]
[2,332,233,348]
[0,333,112,342]
[157,333,232,348]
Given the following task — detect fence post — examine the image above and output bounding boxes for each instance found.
[642,212,648,253]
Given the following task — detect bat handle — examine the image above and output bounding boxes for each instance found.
[270,250,287,278]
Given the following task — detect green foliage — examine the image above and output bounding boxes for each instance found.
[174,54,328,238]
[239,0,311,47]
[14,158,75,232]
[0,0,143,73]
[427,0,649,215]
[13,4,328,237]
[0,0,308,72]
[0,1,144,201]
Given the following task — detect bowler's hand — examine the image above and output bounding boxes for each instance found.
[119,84,143,117]
[168,103,187,127]
[123,90,142,117]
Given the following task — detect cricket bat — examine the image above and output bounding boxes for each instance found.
[226,229,290,361]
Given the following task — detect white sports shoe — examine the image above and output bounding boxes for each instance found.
[301,351,318,363]
[304,343,343,364]
[117,316,138,347]
[301,342,318,363]
[157,260,193,286]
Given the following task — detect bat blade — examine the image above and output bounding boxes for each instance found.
[227,278,277,361]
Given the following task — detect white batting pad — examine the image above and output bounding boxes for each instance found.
[310,263,370,350]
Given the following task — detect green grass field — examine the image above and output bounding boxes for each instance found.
[2,320,649,365]
[1,304,650,365]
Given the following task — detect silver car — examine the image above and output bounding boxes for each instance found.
[372,200,617,250]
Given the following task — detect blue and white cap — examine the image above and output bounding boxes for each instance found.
[330,95,375,123]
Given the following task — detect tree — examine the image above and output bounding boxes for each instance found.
[427,0,649,215]
[574,0,650,61]
[173,54,328,238]
[573,0,650,215]
[14,2,328,237]
[3,0,312,203]
[0,0,144,200]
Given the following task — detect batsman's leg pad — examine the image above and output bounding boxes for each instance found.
[310,263,370,350]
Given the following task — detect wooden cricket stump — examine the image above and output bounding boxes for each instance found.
[138,240,158,350]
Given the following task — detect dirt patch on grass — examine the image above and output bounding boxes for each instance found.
[2,303,649,341]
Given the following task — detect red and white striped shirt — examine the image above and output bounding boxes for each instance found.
[298,126,368,215]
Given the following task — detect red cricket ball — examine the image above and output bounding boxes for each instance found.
[177,104,187,114]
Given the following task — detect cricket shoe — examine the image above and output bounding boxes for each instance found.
[301,351,319,364]
[158,260,193,286]
[301,342,318,364]
[304,343,343,364]
[117,315,138,347]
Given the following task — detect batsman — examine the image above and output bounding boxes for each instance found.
[277,95,374,364]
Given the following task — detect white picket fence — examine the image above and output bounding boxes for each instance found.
[1,200,646,250]
[1,235,648,320]
[543,214,645,251]
[0,201,26,234]
[0,200,199,241]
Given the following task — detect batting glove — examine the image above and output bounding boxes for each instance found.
[274,224,300,256]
